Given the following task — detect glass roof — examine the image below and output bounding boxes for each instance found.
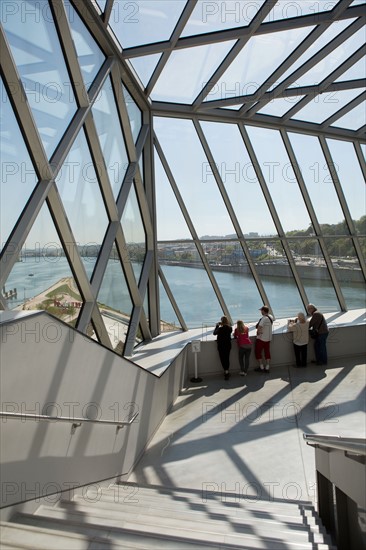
[104,0,365,138]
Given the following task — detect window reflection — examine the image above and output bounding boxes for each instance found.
[0,79,38,251]
[2,0,77,157]
[65,1,105,90]
[92,76,129,199]
[97,252,134,352]
[4,203,83,326]
[55,127,109,279]
[121,184,146,283]
[122,84,142,144]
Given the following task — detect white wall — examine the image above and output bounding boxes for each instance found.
[186,324,366,378]
[0,312,186,514]
[1,311,365,519]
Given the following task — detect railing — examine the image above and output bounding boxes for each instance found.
[0,411,139,434]
[303,432,366,550]
[303,433,366,455]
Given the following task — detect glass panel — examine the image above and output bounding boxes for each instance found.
[128,54,162,88]
[121,183,146,283]
[257,96,305,117]
[150,41,236,103]
[335,58,366,82]
[3,203,83,326]
[158,243,223,328]
[109,0,186,48]
[361,144,366,161]
[97,251,134,352]
[0,79,38,251]
[181,0,265,37]
[65,0,105,90]
[326,138,366,231]
[154,117,236,238]
[159,278,181,332]
[272,19,355,90]
[246,126,312,234]
[143,290,149,327]
[206,26,313,101]
[54,127,109,280]
[264,0,338,21]
[200,121,277,236]
[287,238,340,312]
[96,0,107,12]
[248,239,303,319]
[201,240,263,322]
[122,84,142,143]
[288,132,347,234]
[155,150,191,240]
[92,76,129,199]
[330,101,366,130]
[288,27,365,88]
[325,236,365,310]
[360,237,366,259]
[2,0,77,157]
[292,89,364,124]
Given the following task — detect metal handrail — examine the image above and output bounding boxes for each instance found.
[0,411,139,433]
[303,433,366,455]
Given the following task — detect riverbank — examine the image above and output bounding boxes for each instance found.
[160,260,364,283]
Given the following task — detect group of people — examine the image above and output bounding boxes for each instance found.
[213,304,329,379]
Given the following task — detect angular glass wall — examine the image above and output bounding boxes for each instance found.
[0,0,151,355]
[154,115,365,328]
[1,0,365,346]
[4,204,83,327]
[2,0,77,158]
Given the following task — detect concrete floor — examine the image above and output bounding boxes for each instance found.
[128,356,366,507]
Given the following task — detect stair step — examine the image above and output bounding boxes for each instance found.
[80,490,323,532]
[19,504,332,550]
[90,484,318,518]
[41,503,331,544]
[1,521,93,550]
[69,496,325,535]
[5,518,221,550]
[106,482,314,509]
[14,513,335,550]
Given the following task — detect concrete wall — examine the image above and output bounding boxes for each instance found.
[186,323,366,378]
[0,312,187,514]
[1,311,364,519]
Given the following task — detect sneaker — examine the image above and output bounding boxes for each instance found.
[224,371,230,380]
[254,367,264,373]
[240,372,245,376]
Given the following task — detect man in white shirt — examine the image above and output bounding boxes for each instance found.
[254,305,273,373]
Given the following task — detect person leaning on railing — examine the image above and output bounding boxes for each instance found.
[307,304,329,366]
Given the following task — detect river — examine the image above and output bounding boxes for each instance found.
[4,256,365,328]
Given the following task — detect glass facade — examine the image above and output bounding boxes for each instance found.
[1,0,365,356]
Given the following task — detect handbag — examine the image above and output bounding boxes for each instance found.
[309,327,319,339]
[309,316,324,339]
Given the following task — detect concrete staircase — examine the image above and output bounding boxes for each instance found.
[0,483,336,549]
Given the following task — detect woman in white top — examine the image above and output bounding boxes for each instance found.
[287,312,309,367]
